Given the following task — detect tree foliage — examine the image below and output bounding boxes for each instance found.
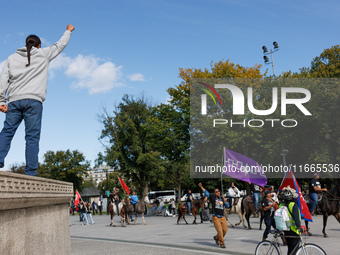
[9,162,25,174]
[98,94,164,196]
[38,150,90,192]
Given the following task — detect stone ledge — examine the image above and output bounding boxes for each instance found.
[0,171,73,211]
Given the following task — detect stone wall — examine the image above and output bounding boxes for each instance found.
[0,171,73,255]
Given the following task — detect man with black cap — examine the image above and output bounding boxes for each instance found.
[309,173,327,215]
[261,189,277,241]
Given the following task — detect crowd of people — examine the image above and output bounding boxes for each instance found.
[70,174,327,253]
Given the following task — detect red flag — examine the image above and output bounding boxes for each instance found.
[279,169,313,222]
[118,177,130,195]
[74,190,81,207]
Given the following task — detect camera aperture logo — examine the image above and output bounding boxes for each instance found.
[198,82,312,128]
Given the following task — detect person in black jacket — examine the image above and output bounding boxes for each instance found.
[186,190,193,215]
[79,200,89,225]
[262,190,277,241]
[199,183,230,249]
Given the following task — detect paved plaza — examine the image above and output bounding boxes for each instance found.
[70,213,340,255]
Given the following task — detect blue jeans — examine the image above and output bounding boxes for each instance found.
[0,99,42,176]
[187,202,191,213]
[263,217,275,239]
[87,213,94,224]
[82,213,89,225]
[310,192,318,213]
[253,193,259,210]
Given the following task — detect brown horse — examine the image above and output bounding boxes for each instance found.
[305,184,340,237]
[177,199,204,225]
[241,196,257,229]
[109,197,130,227]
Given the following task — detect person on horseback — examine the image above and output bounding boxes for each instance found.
[228,182,241,207]
[198,183,230,249]
[130,189,139,218]
[110,187,121,215]
[261,189,277,241]
[309,173,327,216]
[249,182,261,217]
[280,187,302,255]
[186,190,193,215]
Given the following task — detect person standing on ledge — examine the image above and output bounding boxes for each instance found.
[0,24,75,176]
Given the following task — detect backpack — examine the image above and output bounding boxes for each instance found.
[274,206,292,231]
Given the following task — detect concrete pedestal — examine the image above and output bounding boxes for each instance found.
[0,171,73,255]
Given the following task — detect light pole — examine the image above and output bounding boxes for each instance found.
[280,137,289,167]
[262,41,279,76]
[105,165,109,215]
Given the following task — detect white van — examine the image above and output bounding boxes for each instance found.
[180,193,201,202]
[148,190,176,203]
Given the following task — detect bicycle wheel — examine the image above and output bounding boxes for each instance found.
[255,241,280,255]
[296,243,327,255]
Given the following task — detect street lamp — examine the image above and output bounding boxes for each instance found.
[262,41,279,76]
[280,137,289,167]
[105,165,109,215]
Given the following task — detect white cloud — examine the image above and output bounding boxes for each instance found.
[0,60,5,71]
[48,53,72,80]
[65,55,123,95]
[127,73,146,82]
[4,52,139,95]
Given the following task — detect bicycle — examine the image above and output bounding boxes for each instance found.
[255,229,327,255]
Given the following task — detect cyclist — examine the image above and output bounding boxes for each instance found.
[280,187,302,255]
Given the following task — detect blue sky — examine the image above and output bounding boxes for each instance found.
[0,0,339,169]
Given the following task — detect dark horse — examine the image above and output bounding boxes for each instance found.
[305,184,340,237]
[241,196,257,229]
[177,199,204,225]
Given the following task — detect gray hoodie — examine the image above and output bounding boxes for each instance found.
[0,30,71,105]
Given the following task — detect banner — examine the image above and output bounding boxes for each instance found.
[74,190,81,207]
[279,169,313,222]
[118,177,130,195]
[223,148,267,186]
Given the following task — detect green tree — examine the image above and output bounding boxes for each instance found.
[98,94,164,197]
[146,103,190,202]
[167,60,265,190]
[281,46,340,171]
[81,178,96,189]
[310,45,340,78]
[38,150,90,192]
[9,162,25,174]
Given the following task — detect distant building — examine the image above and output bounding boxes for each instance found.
[83,165,116,186]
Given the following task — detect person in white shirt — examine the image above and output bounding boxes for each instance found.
[228,182,241,206]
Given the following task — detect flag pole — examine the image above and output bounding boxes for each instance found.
[221,147,225,195]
